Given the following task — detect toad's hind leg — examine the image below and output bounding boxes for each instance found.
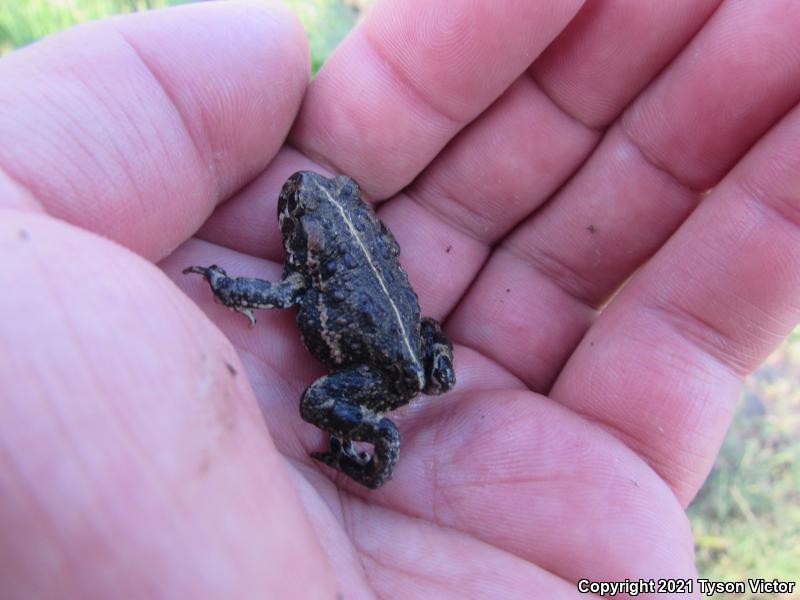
[301,367,401,489]
[183,265,305,325]
[421,317,456,395]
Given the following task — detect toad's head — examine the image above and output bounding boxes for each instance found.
[277,170,362,270]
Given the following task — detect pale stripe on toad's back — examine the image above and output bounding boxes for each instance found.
[312,179,424,386]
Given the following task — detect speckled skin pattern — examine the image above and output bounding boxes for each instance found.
[184,171,455,488]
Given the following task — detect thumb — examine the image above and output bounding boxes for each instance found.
[0,209,336,598]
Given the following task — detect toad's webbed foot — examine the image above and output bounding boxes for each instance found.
[311,436,374,483]
[183,265,305,325]
[302,368,401,489]
[312,437,370,466]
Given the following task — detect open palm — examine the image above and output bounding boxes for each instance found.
[4,1,800,598]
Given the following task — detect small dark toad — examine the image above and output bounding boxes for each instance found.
[184,171,456,488]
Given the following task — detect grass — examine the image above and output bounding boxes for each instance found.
[2,1,799,594]
[282,0,360,73]
[0,0,179,54]
[0,0,360,72]
[688,329,800,598]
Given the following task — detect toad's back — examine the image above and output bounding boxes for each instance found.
[280,173,424,388]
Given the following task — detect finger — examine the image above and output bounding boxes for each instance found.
[0,1,309,260]
[448,0,800,390]
[551,99,800,505]
[531,0,721,128]
[0,209,336,598]
[356,0,722,318]
[290,0,585,199]
[378,78,599,317]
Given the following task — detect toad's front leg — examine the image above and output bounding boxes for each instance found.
[301,367,401,489]
[183,265,305,325]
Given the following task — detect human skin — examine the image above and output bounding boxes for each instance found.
[2,0,800,597]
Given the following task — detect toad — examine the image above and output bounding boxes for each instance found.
[184,171,456,488]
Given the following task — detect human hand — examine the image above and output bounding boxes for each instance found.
[3,1,800,598]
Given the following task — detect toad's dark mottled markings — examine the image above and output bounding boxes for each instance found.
[185,171,456,488]
[311,178,423,385]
